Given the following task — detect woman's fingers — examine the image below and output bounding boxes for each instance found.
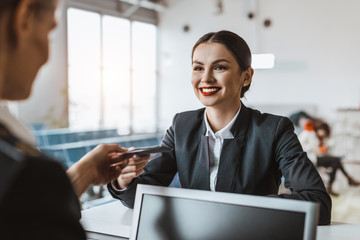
[109,153,150,166]
[95,143,127,154]
[120,160,149,174]
[118,168,144,181]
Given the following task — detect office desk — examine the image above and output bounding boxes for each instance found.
[81,201,360,240]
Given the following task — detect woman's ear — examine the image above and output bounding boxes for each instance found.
[242,67,254,87]
[12,0,33,45]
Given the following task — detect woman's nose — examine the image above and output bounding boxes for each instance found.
[201,70,215,83]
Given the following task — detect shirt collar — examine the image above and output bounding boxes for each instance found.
[204,106,241,139]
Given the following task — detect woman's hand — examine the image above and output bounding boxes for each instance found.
[115,148,151,189]
[67,144,135,197]
[82,144,131,185]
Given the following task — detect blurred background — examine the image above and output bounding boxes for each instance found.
[8,0,360,224]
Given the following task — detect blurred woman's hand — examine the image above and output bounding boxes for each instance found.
[67,144,136,197]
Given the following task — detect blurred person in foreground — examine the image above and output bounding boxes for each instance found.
[0,0,150,239]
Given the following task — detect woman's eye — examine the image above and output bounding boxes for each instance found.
[214,65,227,70]
[193,66,203,71]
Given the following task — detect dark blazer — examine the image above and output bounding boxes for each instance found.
[0,124,86,239]
[108,104,331,225]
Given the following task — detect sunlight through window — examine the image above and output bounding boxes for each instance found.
[67,8,157,134]
[68,8,101,130]
[132,22,157,133]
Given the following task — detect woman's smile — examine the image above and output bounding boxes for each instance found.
[200,87,222,96]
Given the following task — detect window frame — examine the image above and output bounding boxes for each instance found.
[65,0,160,134]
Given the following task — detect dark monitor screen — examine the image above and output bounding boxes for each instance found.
[136,194,305,240]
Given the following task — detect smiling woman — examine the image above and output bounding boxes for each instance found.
[191,31,252,98]
[108,30,332,226]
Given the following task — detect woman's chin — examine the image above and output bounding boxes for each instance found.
[3,88,32,101]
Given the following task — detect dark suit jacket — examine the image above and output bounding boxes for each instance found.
[108,104,331,225]
[0,124,86,239]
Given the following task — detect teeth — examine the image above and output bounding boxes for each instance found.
[202,88,219,93]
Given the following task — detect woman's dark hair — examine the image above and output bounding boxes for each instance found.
[0,0,20,14]
[314,121,331,138]
[0,0,53,16]
[191,30,252,98]
[1,0,54,47]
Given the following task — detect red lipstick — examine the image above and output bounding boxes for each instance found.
[200,87,221,96]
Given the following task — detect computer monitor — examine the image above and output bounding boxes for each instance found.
[130,184,319,240]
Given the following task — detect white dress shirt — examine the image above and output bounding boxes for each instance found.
[204,106,241,191]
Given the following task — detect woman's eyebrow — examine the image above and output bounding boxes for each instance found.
[212,59,230,64]
[192,60,203,65]
[192,59,230,65]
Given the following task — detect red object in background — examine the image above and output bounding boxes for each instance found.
[304,121,314,131]
[319,145,327,154]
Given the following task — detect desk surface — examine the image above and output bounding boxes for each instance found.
[81,201,360,240]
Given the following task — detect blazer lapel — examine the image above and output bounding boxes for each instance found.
[216,103,250,192]
[215,137,246,192]
[191,135,211,190]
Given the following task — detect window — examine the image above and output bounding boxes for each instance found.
[67,8,157,134]
[132,22,157,133]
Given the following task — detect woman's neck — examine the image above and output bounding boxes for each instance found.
[206,102,241,133]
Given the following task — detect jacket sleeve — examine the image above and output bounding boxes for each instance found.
[0,157,86,240]
[108,114,178,208]
[272,117,331,225]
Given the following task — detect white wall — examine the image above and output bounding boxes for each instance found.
[17,0,360,130]
[157,0,360,128]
